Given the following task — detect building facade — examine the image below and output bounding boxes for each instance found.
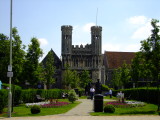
[61,25,105,84]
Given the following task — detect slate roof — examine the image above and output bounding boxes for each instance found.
[104,51,135,69]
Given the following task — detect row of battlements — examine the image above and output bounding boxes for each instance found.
[72,44,91,49]
[61,25,73,31]
[61,25,102,31]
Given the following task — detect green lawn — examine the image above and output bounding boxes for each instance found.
[103,95,117,100]
[0,99,81,117]
[91,102,158,116]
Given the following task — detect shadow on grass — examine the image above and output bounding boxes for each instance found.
[120,110,156,115]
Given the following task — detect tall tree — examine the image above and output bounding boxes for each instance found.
[44,50,55,89]
[12,27,26,84]
[140,19,160,82]
[131,52,142,87]
[70,70,80,89]
[112,62,131,89]
[139,19,160,110]
[62,64,80,89]
[111,68,122,89]
[120,62,131,88]
[24,37,43,87]
[80,70,91,89]
[0,34,10,83]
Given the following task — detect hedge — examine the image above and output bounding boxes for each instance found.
[113,88,159,105]
[0,89,8,113]
[21,89,68,103]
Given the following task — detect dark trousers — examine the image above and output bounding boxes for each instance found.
[90,92,94,100]
[109,94,112,98]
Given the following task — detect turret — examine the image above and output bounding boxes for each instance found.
[61,25,72,55]
[91,26,102,55]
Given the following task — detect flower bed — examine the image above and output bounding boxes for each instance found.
[26,101,70,108]
[105,101,145,108]
[41,101,69,108]
[26,102,49,108]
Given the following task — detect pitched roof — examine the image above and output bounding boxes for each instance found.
[41,49,62,69]
[104,51,135,69]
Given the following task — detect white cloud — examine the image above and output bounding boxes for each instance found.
[38,38,48,47]
[131,21,152,40]
[82,23,96,32]
[127,16,153,40]
[127,16,148,25]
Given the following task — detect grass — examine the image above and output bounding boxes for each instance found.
[0,99,81,117]
[90,102,158,116]
[79,95,117,100]
[79,96,87,99]
[103,95,117,100]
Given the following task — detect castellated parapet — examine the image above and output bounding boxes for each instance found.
[72,44,92,55]
[91,26,102,35]
[61,25,73,34]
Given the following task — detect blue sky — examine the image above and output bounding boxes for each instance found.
[0,0,160,61]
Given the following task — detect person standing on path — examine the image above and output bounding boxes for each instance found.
[90,86,95,100]
[109,89,112,98]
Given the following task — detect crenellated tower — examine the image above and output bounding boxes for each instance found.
[61,25,73,68]
[91,26,102,82]
[61,25,72,54]
[91,26,102,55]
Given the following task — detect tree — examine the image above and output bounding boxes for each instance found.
[140,19,160,82]
[62,64,73,89]
[139,19,160,110]
[131,52,142,87]
[111,62,131,89]
[12,27,26,84]
[24,37,43,87]
[120,62,131,88]
[111,68,122,89]
[70,70,80,89]
[62,64,80,89]
[0,34,10,83]
[44,50,55,89]
[80,70,91,89]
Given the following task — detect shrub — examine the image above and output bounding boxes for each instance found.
[30,105,41,114]
[0,90,8,113]
[104,104,115,113]
[68,89,78,103]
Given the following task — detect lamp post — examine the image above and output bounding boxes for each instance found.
[8,0,13,117]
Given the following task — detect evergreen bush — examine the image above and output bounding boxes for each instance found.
[68,89,78,103]
[30,105,41,114]
[104,104,115,113]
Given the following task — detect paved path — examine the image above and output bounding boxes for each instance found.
[60,99,94,116]
[0,99,159,120]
